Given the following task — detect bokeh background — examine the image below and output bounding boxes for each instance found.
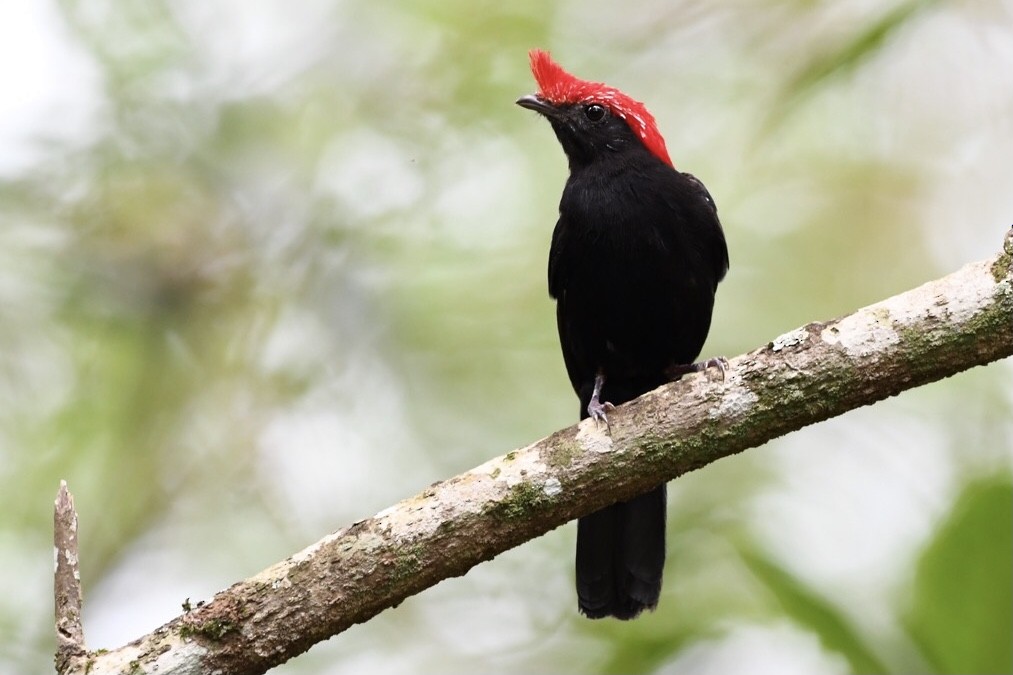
[2,1,1011,673]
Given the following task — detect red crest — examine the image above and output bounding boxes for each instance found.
[528,49,673,167]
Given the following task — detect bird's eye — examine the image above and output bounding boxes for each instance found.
[584,104,607,122]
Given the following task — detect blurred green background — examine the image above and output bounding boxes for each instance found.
[1,1,1011,673]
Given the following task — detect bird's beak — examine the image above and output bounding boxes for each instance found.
[516,94,558,118]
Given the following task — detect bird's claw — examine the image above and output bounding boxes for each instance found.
[699,356,729,382]
[667,356,729,382]
[587,400,615,431]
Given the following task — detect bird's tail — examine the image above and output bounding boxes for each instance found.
[575,484,666,620]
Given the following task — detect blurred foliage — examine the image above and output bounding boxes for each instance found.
[1,0,1012,673]
[738,549,889,675]
[770,0,941,130]
[905,478,1013,674]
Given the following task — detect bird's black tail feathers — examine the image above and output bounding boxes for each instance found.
[575,484,666,620]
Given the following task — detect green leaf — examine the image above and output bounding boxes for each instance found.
[767,0,939,131]
[740,548,889,674]
[905,477,1013,674]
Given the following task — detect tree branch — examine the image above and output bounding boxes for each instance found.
[57,232,1013,675]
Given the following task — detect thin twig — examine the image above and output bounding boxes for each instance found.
[54,481,86,673]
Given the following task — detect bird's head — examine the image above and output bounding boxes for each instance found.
[516,49,673,169]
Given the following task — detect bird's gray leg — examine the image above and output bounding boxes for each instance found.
[587,370,615,431]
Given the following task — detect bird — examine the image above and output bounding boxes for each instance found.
[516,50,729,620]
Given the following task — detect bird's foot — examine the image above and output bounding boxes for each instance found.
[587,399,615,432]
[667,356,729,382]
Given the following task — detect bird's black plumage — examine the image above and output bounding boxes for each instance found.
[520,81,728,619]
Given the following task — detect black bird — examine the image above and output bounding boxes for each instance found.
[517,50,729,620]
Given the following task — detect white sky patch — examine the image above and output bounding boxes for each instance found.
[315,130,425,220]
[171,0,337,97]
[749,409,953,632]
[0,2,104,176]
[256,339,433,531]
[872,10,1013,268]
[658,621,849,675]
[431,135,534,250]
